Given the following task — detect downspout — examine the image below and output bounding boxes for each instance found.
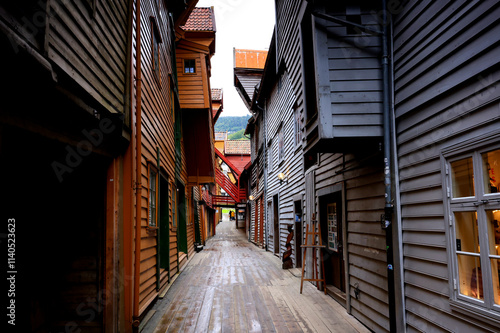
[381,0,396,332]
[133,0,142,328]
[156,147,161,291]
[390,17,406,333]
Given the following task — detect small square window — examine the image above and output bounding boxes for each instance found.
[184,59,196,74]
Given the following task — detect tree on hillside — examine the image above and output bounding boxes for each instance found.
[214,115,251,133]
[228,129,249,140]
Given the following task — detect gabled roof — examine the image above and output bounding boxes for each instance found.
[225,140,251,155]
[181,7,216,32]
[233,49,267,110]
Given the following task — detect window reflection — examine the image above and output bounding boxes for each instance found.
[455,212,479,253]
[486,210,500,305]
[451,157,475,198]
[482,149,500,194]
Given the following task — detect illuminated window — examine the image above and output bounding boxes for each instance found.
[184,59,196,74]
[445,146,500,314]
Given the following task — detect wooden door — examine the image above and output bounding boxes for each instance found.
[159,175,170,270]
[273,194,279,254]
[321,194,345,292]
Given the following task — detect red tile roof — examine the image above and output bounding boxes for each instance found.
[225,140,251,155]
[181,7,215,32]
[211,88,222,101]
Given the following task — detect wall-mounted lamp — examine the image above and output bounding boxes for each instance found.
[278,172,288,185]
[248,195,254,201]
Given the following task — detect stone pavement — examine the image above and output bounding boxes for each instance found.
[141,221,370,333]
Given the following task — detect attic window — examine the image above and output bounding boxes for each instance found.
[184,59,196,74]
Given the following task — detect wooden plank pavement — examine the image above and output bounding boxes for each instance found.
[141,221,370,333]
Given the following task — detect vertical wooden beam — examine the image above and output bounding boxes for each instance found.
[105,159,117,332]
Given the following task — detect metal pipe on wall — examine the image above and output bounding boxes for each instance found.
[133,0,142,327]
[381,0,397,331]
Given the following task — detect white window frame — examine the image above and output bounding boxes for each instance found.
[442,131,500,325]
[148,166,158,228]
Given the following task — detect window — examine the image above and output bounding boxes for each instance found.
[151,17,162,83]
[149,167,158,227]
[268,141,273,171]
[183,59,196,74]
[278,125,284,162]
[294,106,302,147]
[445,145,500,316]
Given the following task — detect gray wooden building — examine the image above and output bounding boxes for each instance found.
[238,0,500,332]
[394,1,500,331]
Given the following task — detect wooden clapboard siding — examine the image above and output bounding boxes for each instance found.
[324,10,383,138]
[131,0,185,315]
[177,52,205,108]
[314,152,389,332]
[394,1,500,331]
[257,0,307,268]
[264,68,304,264]
[46,0,128,115]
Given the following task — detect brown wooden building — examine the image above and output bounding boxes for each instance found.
[0,1,131,332]
[176,7,217,246]
[0,0,219,332]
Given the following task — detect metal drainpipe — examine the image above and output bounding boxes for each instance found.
[156,147,161,291]
[133,0,142,327]
[381,0,396,332]
[255,102,267,251]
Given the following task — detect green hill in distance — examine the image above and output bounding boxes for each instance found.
[214,115,251,139]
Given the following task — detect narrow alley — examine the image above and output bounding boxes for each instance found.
[141,219,370,333]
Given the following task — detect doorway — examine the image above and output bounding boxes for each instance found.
[159,175,170,271]
[273,194,280,255]
[319,192,345,303]
[176,180,187,254]
[294,200,303,268]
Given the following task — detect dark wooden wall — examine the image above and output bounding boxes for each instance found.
[46,0,129,115]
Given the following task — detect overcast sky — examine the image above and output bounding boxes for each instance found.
[196,0,276,117]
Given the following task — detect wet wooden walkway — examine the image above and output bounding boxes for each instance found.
[141,221,369,333]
